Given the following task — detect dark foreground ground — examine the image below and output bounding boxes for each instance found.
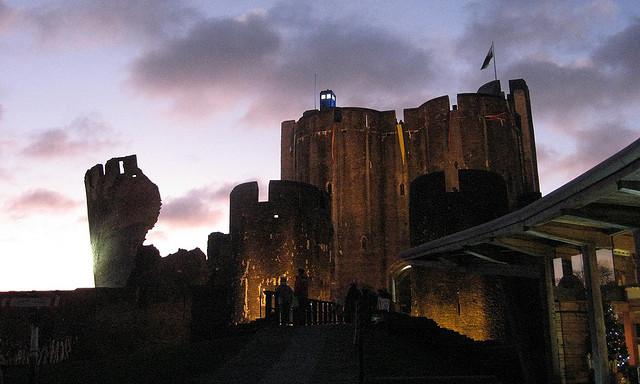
[4,315,526,384]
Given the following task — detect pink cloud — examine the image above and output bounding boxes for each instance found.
[6,188,79,217]
[537,121,640,193]
[0,167,11,181]
[146,230,168,242]
[18,0,198,47]
[21,116,120,158]
[0,1,16,34]
[159,184,235,228]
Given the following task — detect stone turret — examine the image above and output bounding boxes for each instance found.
[220,180,332,322]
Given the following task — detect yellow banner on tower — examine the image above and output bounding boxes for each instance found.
[396,123,406,165]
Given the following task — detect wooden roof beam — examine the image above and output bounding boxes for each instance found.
[490,237,555,258]
[618,180,640,196]
[463,248,507,264]
[408,258,540,278]
[555,205,640,230]
[465,262,541,278]
[525,223,612,248]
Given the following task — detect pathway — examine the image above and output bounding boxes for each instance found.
[193,324,358,384]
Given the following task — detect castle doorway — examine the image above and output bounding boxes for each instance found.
[394,265,412,314]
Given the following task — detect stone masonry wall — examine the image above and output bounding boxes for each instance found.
[281,80,541,342]
[410,266,506,341]
[282,80,540,301]
[229,180,332,322]
[555,301,590,384]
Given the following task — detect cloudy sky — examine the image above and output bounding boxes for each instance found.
[1,0,639,291]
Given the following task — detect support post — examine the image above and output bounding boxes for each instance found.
[29,322,39,384]
[543,252,562,383]
[634,230,640,285]
[623,310,636,366]
[264,291,275,321]
[582,244,609,384]
[561,257,573,277]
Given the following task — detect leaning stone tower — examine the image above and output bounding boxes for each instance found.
[84,155,161,287]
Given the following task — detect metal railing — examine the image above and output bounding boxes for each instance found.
[262,290,339,325]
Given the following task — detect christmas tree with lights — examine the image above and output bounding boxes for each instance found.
[604,303,629,373]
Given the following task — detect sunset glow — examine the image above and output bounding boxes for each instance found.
[1,0,639,291]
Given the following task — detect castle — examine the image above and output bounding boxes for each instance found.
[30,76,640,382]
[81,78,541,331]
[202,78,542,329]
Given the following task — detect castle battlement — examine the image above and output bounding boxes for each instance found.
[230,180,329,223]
[225,180,332,322]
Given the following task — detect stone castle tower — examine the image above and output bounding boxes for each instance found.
[209,180,333,323]
[281,79,540,298]
[85,155,161,287]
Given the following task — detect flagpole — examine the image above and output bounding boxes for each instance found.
[492,41,497,81]
[314,73,317,109]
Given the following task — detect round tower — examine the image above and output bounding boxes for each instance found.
[282,104,399,298]
[282,80,540,302]
[409,170,509,245]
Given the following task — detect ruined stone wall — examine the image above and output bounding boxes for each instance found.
[410,266,506,341]
[229,180,332,322]
[127,246,209,292]
[207,232,233,286]
[0,288,196,364]
[84,155,161,288]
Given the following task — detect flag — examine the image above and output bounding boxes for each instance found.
[481,42,494,70]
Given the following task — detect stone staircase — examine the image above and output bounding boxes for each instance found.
[191,324,357,384]
[192,315,525,384]
[365,377,498,383]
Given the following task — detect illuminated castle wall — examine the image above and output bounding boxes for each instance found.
[208,79,541,336]
[225,180,332,323]
[85,79,542,339]
[281,79,540,300]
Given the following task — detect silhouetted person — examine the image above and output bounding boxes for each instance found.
[275,276,293,325]
[344,282,361,323]
[294,268,309,325]
[358,287,375,325]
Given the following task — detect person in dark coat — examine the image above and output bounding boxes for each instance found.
[275,276,294,325]
[358,287,375,325]
[294,268,309,325]
[344,282,361,323]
